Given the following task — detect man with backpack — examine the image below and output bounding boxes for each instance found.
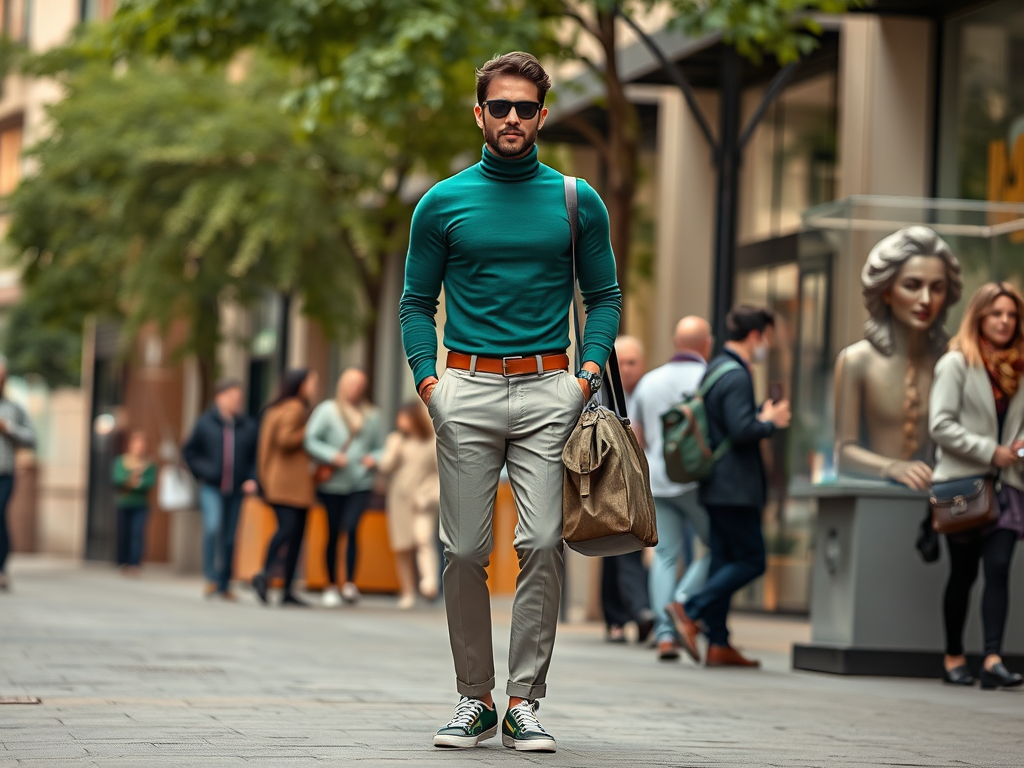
[667,306,790,667]
[632,317,714,661]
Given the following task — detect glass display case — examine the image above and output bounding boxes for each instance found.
[792,196,1024,488]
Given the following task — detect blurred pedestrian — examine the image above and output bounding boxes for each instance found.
[380,401,440,609]
[600,336,654,643]
[183,377,259,600]
[112,430,156,575]
[930,282,1024,690]
[304,368,384,606]
[632,317,714,661]
[0,356,35,592]
[401,52,620,751]
[668,306,790,667]
[252,369,320,607]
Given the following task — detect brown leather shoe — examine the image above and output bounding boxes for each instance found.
[665,602,701,662]
[657,639,680,661]
[706,644,760,668]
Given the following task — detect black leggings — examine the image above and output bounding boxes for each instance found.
[263,505,308,595]
[320,490,372,585]
[944,528,1017,656]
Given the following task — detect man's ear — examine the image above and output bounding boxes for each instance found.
[474,104,485,131]
[537,106,548,131]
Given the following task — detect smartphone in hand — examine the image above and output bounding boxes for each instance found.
[768,382,784,403]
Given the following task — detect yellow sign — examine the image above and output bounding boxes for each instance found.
[989,134,1024,243]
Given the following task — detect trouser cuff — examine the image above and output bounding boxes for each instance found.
[506,680,547,700]
[456,675,495,698]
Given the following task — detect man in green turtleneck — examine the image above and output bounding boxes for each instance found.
[400,51,621,754]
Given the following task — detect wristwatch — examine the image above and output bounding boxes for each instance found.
[576,369,603,395]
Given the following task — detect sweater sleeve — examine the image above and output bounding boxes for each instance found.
[399,187,447,388]
[930,352,998,466]
[717,370,775,446]
[303,403,339,465]
[138,462,158,492]
[112,457,130,488]
[575,180,622,369]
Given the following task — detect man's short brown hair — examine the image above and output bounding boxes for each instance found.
[475,52,552,106]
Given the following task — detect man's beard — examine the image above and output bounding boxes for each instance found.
[485,125,537,158]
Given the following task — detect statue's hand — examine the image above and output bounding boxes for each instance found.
[883,460,932,491]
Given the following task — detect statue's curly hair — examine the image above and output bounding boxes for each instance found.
[861,226,963,357]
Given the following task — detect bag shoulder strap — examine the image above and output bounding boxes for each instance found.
[563,175,629,420]
[698,360,742,398]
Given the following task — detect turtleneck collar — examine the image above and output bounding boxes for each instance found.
[479,143,540,182]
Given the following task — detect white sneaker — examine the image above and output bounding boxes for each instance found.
[397,594,415,610]
[341,582,360,604]
[322,587,342,608]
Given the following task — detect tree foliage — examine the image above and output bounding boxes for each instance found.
[6,57,414,390]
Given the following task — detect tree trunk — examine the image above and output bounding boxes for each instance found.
[597,8,640,292]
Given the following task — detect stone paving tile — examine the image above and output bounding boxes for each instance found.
[1,557,1023,767]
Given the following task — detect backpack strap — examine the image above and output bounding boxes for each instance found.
[698,360,742,398]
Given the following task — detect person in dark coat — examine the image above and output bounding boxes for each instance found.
[667,306,791,667]
[183,378,259,600]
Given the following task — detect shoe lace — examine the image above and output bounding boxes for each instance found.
[446,696,486,729]
[511,700,548,734]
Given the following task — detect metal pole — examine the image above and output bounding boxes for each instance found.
[712,46,741,344]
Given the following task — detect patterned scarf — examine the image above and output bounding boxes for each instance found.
[980,339,1024,416]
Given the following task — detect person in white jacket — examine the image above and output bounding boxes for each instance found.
[379,401,440,609]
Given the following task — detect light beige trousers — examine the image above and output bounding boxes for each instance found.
[428,366,584,700]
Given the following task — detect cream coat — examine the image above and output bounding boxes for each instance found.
[929,350,1024,490]
[379,431,439,551]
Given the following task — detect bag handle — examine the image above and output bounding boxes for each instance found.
[564,175,628,420]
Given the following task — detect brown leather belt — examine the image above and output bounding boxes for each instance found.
[446,351,570,377]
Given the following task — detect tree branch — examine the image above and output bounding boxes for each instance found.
[564,114,610,162]
[739,62,798,150]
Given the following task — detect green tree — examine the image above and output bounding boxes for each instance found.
[6,58,408,394]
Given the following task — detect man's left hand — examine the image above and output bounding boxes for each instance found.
[576,361,601,402]
[241,480,258,496]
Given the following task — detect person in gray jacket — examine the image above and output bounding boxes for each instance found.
[0,356,35,591]
[304,368,385,606]
[930,282,1024,690]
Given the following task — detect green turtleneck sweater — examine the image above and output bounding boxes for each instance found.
[399,145,622,386]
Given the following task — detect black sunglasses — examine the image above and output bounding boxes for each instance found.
[480,100,543,120]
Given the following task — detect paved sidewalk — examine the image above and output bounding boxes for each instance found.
[0,556,1021,767]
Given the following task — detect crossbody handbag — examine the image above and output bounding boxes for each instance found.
[560,175,658,557]
[929,474,1000,535]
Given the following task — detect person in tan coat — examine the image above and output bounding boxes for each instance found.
[252,369,320,607]
[380,401,440,609]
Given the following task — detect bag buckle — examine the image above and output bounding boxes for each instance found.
[952,496,967,515]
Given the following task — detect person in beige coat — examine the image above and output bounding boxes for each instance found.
[930,282,1024,690]
[252,369,320,607]
[380,401,440,609]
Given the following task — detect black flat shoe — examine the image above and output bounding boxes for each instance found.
[980,662,1023,690]
[251,572,269,605]
[942,665,975,686]
[636,609,655,645]
[281,593,310,607]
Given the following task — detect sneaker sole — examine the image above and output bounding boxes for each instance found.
[502,734,557,752]
[433,725,497,748]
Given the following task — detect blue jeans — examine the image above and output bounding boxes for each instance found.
[685,505,766,647]
[0,474,14,573]
[116,504,149,567]
[199,484,244,592]
[649,490,711,642]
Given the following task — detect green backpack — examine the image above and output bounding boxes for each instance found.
[661,361,741,484]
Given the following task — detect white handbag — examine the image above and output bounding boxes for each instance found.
[158,463,196,511]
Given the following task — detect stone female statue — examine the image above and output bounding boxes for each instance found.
[834,226,963,490]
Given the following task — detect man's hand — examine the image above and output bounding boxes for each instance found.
[419,376,439,407]
[241,480,258,496]
[576,361,600,402]
[361,455,376,469]
[333,452,349,469]
[993,445,1019,469]
[759,399,791,429]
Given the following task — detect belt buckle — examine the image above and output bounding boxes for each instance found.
[502,356,523,376]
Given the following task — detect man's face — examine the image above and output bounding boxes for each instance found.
[216,386,243,416]
[474,74,548,159]
[614,342,645,394]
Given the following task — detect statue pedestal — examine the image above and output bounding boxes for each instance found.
[790,479,1024,676]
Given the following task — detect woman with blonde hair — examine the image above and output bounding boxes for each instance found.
[930,282,1024,690]
[380,401,440,609]
[305,368,385,606]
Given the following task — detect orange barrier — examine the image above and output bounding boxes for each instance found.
[233,483,521,596]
